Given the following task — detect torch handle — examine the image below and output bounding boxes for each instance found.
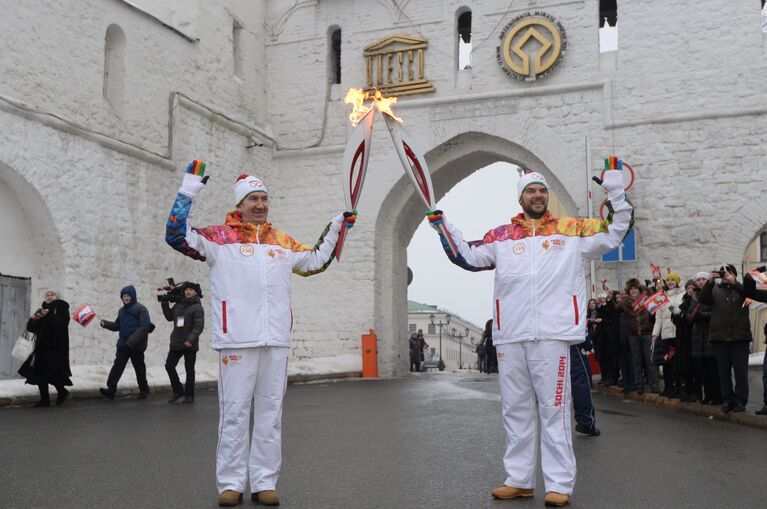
[592,176,603,185]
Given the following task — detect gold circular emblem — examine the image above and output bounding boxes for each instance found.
[497,12,567,81]
[240,245,254,257]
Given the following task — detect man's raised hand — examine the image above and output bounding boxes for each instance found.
[600,169,625,202]
[179,160,209,199]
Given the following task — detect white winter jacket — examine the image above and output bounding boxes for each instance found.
[435,200,632,345]
[652,287,685,340]
[166,193,343,349]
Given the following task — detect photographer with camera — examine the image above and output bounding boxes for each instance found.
[99,285,153,400]
[159,281,204,404]
[699,264,752,413]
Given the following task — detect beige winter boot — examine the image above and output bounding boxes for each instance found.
[217,490,242,506]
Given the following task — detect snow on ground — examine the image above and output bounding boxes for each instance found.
[0,354,362,403]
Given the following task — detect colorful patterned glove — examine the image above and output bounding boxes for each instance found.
[343,210,358,229]
[179,160,209,199]
[600,169,625,202]
[425,209,444,227]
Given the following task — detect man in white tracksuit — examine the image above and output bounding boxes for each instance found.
[165,160,355,507]
[426,169,631,506]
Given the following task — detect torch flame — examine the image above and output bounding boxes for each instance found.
[344,88,403,126]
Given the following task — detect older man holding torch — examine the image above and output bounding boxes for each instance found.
[165,160,355,507]
[426,167,632,506]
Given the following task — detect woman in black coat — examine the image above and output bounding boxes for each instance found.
[18,290,73,407]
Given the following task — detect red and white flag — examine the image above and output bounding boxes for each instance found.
[644,291,670,315]
[632,295,647,313]
[73,304,96,327]
[650,263,662,281]
[749,270,767,288]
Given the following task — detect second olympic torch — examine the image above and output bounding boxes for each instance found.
[380,110,458,258]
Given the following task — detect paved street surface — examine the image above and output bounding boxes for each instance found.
[1,372,764,509]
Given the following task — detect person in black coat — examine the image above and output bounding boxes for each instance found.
[161,282,204,403]
[99,285,153,400]
[19,290,72,407]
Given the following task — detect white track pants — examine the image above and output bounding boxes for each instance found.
[496,341,576,495]
[216,347,289,494]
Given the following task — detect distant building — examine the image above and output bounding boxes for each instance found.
[408,301,483,371]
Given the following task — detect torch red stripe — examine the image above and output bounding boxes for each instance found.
[349,141,366,207]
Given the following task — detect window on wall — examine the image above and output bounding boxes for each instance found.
[233,18,244,78]
[457,9,472,69]
[103,24,126,114]
[329,28,342,84]
[408,323,416,333]
[428,324,436,335]
[599,0,618,52]
[760,232,767,261]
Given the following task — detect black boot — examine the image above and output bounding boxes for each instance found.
[56,388,70,406]
[99,387,116,400]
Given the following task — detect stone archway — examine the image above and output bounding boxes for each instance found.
[0,160,65,301]
[373,117,583,376]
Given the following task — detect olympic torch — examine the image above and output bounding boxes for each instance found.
[335,90,376,261]
[380,109,458,258]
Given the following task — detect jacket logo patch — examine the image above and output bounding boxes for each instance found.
[222,354,242,366]
[240,245,254,257]
[543,239,565,251]
[512,242,525,255]
[267,248,287,259]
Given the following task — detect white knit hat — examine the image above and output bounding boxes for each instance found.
[517,172,548,200]
[234,174,268,206]
[694,271,709,280]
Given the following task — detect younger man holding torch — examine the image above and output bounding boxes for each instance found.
[165,161,355,506]
[426,169,631,506]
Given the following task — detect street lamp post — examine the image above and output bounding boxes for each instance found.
[429,312,450,371]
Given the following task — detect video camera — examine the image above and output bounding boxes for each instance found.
[157,278,186,303]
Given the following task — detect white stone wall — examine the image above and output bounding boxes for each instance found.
[2,0,766,376]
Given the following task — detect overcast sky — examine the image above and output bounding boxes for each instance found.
[407,162,521,328]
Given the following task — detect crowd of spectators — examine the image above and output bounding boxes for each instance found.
[591,266,767,416]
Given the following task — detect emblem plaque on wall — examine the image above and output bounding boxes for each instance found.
[496,12,567,81]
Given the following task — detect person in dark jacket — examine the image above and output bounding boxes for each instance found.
[416,330,428,371]
[19,290,72,407]
[483,319,497,374]
[623,279,658,394]
[741,271,767,415]
[675,280,696,401]
[596,295,619,386]
[99,285,153,400]
[162,282,204,403]
[699,265,752,413]
[408,333,420,372]
[685,272,721,405]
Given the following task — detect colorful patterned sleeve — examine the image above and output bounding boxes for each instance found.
[165,192,207,262]
[438,219,496,272]
[578,196,634,261]
[291,214,343,277]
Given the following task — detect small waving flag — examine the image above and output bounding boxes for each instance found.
[749,270,767,287]
[644,291,670,315]
[650,263,662,281]
[632,295,647,313]
[73,304,96,327]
